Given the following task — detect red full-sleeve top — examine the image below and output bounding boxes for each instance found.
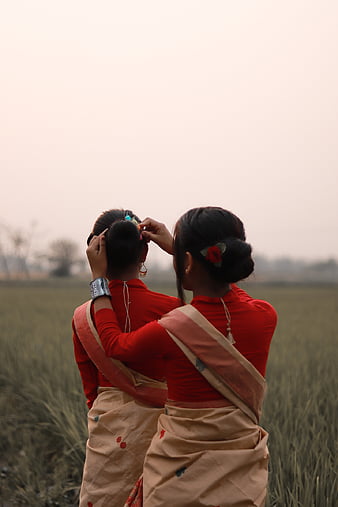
[72,279,180,407]
[95,285,277,403]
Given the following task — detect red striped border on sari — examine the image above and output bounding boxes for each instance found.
[73,301,167,407]
[159,305,266,423]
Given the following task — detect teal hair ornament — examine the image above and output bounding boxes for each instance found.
[125,214,142,236]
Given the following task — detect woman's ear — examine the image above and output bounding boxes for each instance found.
[184,251,194,275]
[140,243,149,263]
[182,251,195,291]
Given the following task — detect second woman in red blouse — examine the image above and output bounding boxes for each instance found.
[73,209,179,507]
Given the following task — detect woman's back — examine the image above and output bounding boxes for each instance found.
[192,284,277,376]
[73,278,179,407]
[98,279,179,379]
[95,285,277,403]
[75,207,180,507]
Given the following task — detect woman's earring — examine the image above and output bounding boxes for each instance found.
[139,263,147,277]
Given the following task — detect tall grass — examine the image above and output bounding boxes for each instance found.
[0,282,89,505]
[254,285,338,507]
[0,281,337,506]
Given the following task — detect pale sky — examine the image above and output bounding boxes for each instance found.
[1,0,337,266]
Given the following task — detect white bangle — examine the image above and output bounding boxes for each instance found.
[90,277,111,301]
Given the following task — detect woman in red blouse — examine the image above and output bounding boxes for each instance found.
[87,207,277,507]
[72,209,179,507]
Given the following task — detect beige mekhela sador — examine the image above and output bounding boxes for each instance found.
[125,304,269,507]
[73,301,167,507]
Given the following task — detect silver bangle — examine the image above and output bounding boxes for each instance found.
[90,277,111,301]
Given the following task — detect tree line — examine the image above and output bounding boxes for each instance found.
[0,221,337,283]
[0,221,84,279]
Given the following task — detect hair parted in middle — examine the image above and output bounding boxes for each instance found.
[173,206,254,302]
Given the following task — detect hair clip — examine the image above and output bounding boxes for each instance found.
[200,242,226,267]
[125,214,140,226]
[125,214,143,239]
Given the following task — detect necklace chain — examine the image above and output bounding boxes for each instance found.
[122,281,131,332]
[220,298,235,344]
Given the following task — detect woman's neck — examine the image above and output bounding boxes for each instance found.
[183,257,230,299]
[191,282,231,298]
[108,267,140,281]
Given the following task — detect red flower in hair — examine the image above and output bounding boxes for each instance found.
[205,246,222,264]
[200,242,226,267]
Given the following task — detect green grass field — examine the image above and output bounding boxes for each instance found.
[0,281,337,506]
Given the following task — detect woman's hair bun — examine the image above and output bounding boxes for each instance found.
[219,237,254,283]
[88,209,145,277]
[106,220,143,271]
[109,220,139,240]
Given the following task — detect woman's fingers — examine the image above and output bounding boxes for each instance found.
[88,235,99,250]
[86,229,108,278]
[97,229,108,252]
[139,217,163,234]
[87,229,108,252]
[140,218,167,237]
[140,217,173,254]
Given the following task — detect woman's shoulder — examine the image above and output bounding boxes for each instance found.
[232,284,277,322]
[145,288,180,309]
[250,298,278,324]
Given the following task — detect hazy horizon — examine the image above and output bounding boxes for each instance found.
[2,1,337,267]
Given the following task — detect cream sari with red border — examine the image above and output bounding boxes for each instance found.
[126,305,269,507]
[73,302,167,507]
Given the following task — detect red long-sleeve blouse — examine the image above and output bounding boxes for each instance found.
[72,279,180,408]
[95,285,277,403]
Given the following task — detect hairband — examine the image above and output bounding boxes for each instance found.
[200,242,226,267]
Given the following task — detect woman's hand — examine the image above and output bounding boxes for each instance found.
[139,218,174,254]
[86,229,108,279]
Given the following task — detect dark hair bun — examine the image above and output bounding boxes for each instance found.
[106,220,143,271]
[218,238,254,283]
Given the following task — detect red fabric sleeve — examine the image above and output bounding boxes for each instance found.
[229,285,277,376]
[95,308,167,362]
[72,320,99,408]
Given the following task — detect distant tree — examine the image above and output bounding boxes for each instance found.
[309,258,337,271]
[0,220,37,278]
[8,230,31,277]
[48,238,81,277]
[0,239,10,278]
[307,258,338,282]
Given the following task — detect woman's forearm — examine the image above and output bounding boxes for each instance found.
[93,296,112,312]
[93,304,165,362]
